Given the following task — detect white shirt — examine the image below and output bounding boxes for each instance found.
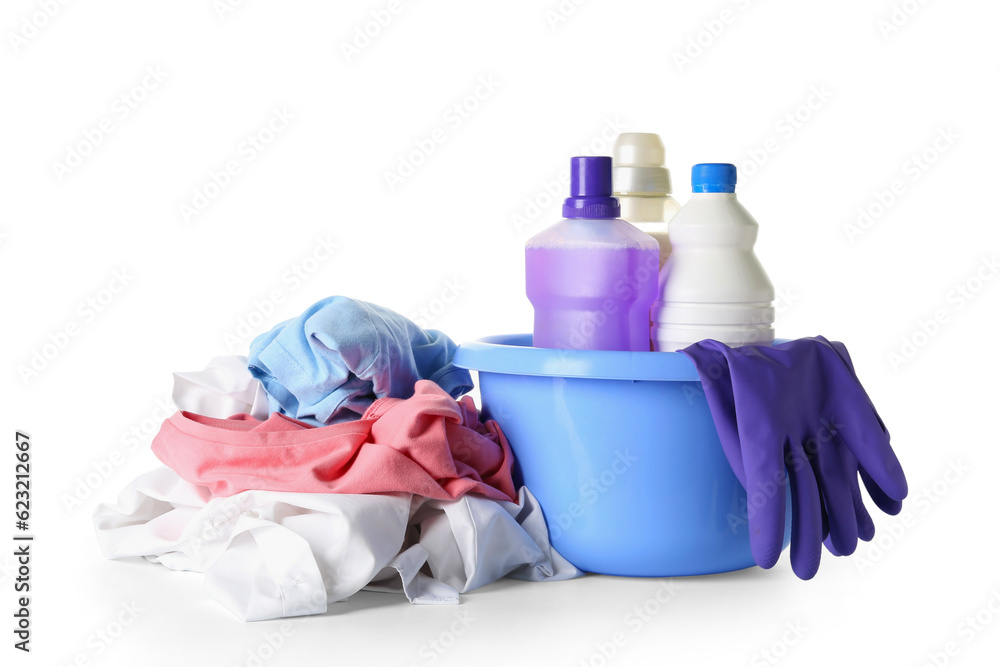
[94,467,582,621]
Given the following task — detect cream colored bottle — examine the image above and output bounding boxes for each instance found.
[612,133,681,268]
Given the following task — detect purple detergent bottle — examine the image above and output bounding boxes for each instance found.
[526,156,660,351]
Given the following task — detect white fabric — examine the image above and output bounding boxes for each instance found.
[172,355,270,420]
[94,467,582,621]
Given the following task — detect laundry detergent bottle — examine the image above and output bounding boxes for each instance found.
[526,156,660,351]
[651,163,775,351]
[612,133,681,269]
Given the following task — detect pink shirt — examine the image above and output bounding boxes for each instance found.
[151,380,516,502]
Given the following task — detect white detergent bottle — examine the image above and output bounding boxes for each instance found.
[651,163,775,352]
[612,133,681,269]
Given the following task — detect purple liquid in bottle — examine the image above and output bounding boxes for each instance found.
[526,157,660,351]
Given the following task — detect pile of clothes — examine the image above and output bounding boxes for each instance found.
[94,297,582,621]
[95,295,912,620]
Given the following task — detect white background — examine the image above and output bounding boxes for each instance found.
[2,0,999,665]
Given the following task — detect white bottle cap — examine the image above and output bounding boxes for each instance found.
[612,133,672,196]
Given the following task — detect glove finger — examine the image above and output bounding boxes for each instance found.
[854,487,876,541]
[683,342,787,569]
[742,435,789,570]
[824,478,874,555]
[836,404,908,502]
[818,338,908,501]
[861,466,904,516]
[839,447,876,542]
[826,338,892,441]
[807,440,859,556]
[681,343,745,486]
[786,441,823,580]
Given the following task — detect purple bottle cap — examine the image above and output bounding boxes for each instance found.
[563,156,621,219]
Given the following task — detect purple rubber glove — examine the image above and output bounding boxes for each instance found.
[681,337,908,579]
[821,339,903,555]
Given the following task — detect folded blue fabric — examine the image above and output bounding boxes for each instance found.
[248,296,473,425]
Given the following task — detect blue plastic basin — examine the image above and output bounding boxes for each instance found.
[454,334,790,577]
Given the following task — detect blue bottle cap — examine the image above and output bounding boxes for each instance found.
[691,163,737,193]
